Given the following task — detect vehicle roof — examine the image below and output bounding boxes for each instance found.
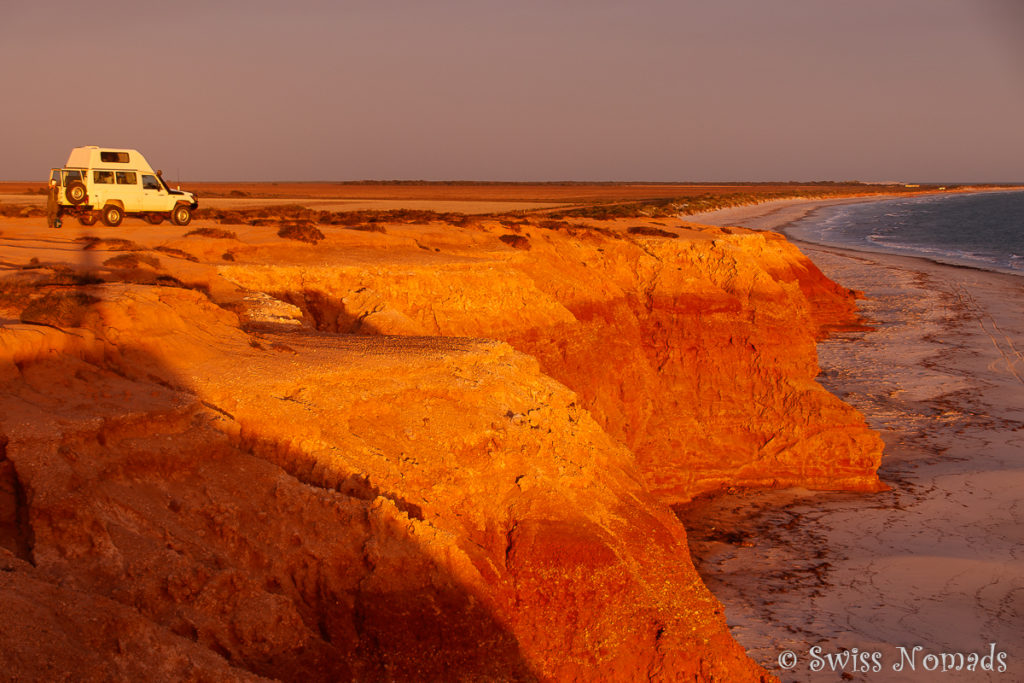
[65,146,156,173]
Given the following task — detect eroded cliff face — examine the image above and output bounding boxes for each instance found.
[220,223,884,503]
[0,284,767,681]
[0,215,880,681]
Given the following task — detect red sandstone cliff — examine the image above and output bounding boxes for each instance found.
[220,222,884,502]
[0,215,880,681]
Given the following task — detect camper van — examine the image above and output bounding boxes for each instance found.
[49,147,198,227]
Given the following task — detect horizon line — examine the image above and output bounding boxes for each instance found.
[3,178,1023,186]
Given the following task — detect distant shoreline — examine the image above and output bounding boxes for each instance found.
[5,180,1020,220]
[689,189,1024,279]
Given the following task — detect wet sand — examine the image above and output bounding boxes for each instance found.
[679,201,1024,681]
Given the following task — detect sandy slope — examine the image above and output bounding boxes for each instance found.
[681,201,1024,681]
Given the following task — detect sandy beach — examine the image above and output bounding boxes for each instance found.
[680,200,1024,681]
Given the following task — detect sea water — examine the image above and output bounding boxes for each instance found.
[784,191,1024,275]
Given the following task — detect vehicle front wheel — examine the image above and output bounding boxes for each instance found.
[101,205,123,227]
[65,181,87,205]
[78,212,99,226]
[171,205,192,226]
[144,213,165,225]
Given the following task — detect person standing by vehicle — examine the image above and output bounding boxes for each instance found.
[46,178,61,229]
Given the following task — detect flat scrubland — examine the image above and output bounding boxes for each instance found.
[3,180,914,201]
[0,180,967,217]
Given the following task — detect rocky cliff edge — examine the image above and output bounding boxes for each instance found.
[0,215,882,680]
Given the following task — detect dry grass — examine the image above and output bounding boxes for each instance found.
[628,226,678,238]
[20,291,100,328]
[344,223,387,234]
[525,218,622,240]
[0,204,43,218]
[150,181,951,204]
[103,253,161,269]
[0,277,35,316]
[153,246,200,262]
[185,227,238,240]
[196,205,470,230]
[77,237,143,251]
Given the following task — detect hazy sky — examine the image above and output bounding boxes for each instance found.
[3,0,1022,182]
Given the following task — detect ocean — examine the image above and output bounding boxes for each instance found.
[784,190,1024,276]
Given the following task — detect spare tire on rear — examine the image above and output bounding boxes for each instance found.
[65,181,87,205]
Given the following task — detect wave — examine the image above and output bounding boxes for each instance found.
[784,191,1024,278]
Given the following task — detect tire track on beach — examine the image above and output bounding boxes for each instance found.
[950,283,1024,385]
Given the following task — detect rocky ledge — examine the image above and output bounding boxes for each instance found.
[0,215,881,680]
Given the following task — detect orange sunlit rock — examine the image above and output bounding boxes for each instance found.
[0,210,879,681]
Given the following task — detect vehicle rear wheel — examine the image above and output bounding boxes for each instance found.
[144,213,165,225]
[65,181,87,205]
[171,205,192,226]
[101,205,123,227]
[78,212,99,226]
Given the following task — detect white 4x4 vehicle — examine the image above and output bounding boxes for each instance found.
[50,147,198,227]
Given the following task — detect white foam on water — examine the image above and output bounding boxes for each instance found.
[785,191,1024,278]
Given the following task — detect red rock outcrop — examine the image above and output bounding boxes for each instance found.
[220,222,884,503]
[0,283,770,681]
[0,215,882,681]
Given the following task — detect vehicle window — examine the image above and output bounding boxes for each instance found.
[94,171,114,184]
[50,169,62,185]
[142,175,162,191]
[100,151,130,163]
[115,172,137,185]
[64,170,83,183]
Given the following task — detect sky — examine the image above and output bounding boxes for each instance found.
[2,0,1022,182]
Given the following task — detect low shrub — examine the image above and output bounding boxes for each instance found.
[344,223,387,234]
[278,222,325,244]
[20,291,100,328]
[0,204,44,218]
[217,212,248,225]
[537,219,574,231]
[499,234,531,250]
[153,246,200,262]
[628,226,678,238]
